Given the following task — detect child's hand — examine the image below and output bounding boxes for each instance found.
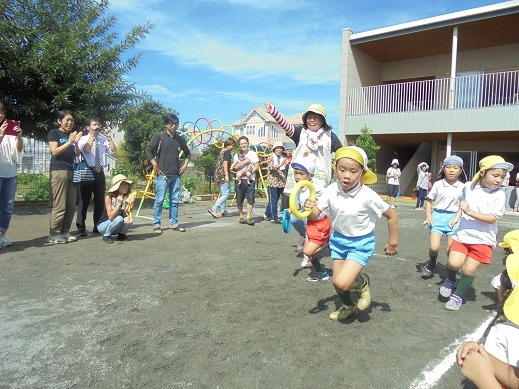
[459,201,470,213]
[116,194,124,205]
[384,244,398,255]
[457,341,482,366]
[304,198,316,211]
[423,217,432,226]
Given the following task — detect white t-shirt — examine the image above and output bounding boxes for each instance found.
[453,182,505,247]
[0,134,19,178]
[317,181,389,237]
[386,167,401,185]
[484,321,519,367]
[427,179,464,212]
[233,150,259,181]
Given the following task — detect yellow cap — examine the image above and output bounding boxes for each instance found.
[472,155,514,183]
[504,253,519,326]
[335,146,377,185]
[499,230,519,254]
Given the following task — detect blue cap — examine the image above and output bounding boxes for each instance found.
[443,155,464,167]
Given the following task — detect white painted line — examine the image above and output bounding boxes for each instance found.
[372,253,412,262]
[409,314,494,389]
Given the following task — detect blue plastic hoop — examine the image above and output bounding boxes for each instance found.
[282,209,291,233]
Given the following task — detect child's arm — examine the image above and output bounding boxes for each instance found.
[304,198,321,220]
[423,199,434,226]
[449,208,463,229]
[382,207,398,255]
[459,201,498,224]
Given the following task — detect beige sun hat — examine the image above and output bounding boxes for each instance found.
[108,174,133,193]
[302,104,327,124]
[272,141,284,151]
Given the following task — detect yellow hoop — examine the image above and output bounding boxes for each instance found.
[289,180,316,219]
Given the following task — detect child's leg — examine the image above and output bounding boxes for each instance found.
[332,259,365,306]
[446,250,467,281]
[303,241,325,273]
[453,257,481,297]
[427,232,442,269]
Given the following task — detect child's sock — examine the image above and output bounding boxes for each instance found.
[427,251,438,269]
[337,290,355,307]
[446,266,458,283]
[311,257,325,273]
[453,273,474,297]
[353,275,365,289]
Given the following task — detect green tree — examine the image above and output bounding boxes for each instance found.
[0,0,152,138]
[350,125,380,173]
[195,144,221,194]
[120,99,177,174]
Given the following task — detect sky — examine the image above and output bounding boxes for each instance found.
[109,0,505,132]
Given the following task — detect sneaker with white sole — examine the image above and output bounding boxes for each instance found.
[307,271,329,282]
[63,232,77,242]
[420,264,434,278]
[300,254,311,268]
[445,294,463,311]
[208,209,218,218]
[329,305,358,320]
[440,279,456,298]
[47,235,68,244]
[355,273,371,310]
[0,236,12,247]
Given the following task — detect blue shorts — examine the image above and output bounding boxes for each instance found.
[430,209,457,235]
[329,231,375,267]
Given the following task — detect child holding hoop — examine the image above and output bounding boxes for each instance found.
[290,157,330,281]
[440,155,514,311]
[97,174,135,243]
[305,146,398,321]
[420,155,466,278]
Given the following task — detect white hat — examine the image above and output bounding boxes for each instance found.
[391,159,399,166]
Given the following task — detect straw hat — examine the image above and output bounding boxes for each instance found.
[504,253,519,326]
[499,230,519,254]
[302,104,327,124]
[335,146,377,184]
[108,174,133,193]
[472,155,514,183]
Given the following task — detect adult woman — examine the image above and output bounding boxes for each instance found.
[264,141,287,223]
[47,110,82,244]
[208,137,236,218]
[0,103,23,248]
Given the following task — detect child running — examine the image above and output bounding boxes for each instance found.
[305,146,398,321]
[421,155,466,278]
[290,157,331,281]
[440,155,514,311]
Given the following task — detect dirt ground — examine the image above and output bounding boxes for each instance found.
[0,197,517,388]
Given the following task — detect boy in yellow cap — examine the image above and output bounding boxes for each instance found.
[442,155,514,311]
[305,146,399,321]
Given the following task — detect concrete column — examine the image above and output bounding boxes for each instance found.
[448,26,458,110]
[446,133,452,158]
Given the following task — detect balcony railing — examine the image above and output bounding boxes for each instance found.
[347,70,519,116]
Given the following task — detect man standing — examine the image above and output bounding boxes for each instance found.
[76,116,116,235]
[146,113,191,234]
[233,136,259,225]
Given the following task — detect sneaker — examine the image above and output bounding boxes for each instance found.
[355,273,371,310]
[220,212,227,217]
[103,236,114,244]
[296,236,305,252]
[0,236,12,247]
[445,294,463,311]
[117,233,129,241]
[420,264,434,278]
[77,229,88,237]
[263,215,270,221]
[440,279,456,298]
[307,271,329,282]
[48,235,68,244]
[239,217,246,224]
[208,209,218,218]
[63,232,77,242]
[329,305,358,320]
[271,219,281,224]
[300,254,311,268]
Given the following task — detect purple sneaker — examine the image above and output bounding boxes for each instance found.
[445,294,462,311]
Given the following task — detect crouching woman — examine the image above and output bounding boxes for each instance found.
[97,174,135,243]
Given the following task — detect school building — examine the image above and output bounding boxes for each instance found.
[339,1,519,199]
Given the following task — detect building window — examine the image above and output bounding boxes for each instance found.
[258,126,265,138]
[271,125,279,139]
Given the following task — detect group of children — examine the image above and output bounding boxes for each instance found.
[265,101,515,322]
